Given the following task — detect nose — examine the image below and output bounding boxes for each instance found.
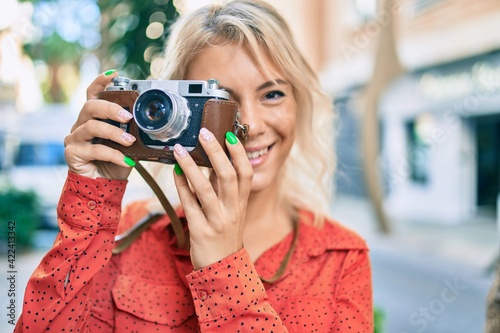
[238,100,265,140]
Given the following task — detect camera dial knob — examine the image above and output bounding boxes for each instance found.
[113,77,130,87]
[207,79,219,90]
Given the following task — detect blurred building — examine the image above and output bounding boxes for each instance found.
[2,0,499,226]
[270,0,500,224]
[378,0,500,224]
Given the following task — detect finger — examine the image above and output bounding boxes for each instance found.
[86,70,118,100]
[224,131,253,200]
[208,170,219,196]
[197,128,238,205]
[172,166,206,226]
[67,119,136,146]
[72,99,132,133]
[65,143,132,170]
[173,143,219,214]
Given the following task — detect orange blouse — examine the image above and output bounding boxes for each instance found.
[14,171,373,332]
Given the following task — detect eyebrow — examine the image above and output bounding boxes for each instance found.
[256,79,288,91]
[220,79,288,94]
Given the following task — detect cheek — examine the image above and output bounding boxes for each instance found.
[274,108,297,143]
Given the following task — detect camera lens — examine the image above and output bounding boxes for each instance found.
[134,89,191,142]
[144,100,167,122]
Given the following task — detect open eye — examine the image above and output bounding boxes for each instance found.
[263,90,285,101]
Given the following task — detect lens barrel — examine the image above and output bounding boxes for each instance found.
[134,89,191,142]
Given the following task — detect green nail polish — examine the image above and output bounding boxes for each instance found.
[174,163,184,175]
[104,69,117,76]
[124,156,136,167]
[226,131,238,145]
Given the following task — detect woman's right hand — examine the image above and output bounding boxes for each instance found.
[64,71,136,180]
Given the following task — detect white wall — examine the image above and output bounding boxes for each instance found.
[382,115,476,224]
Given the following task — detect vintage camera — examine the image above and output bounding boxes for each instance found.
[95,77,246,167]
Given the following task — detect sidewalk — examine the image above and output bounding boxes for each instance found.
[330,194,500,272]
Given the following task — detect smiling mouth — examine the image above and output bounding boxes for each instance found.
[246,147,268,160]
[246,144,274,160]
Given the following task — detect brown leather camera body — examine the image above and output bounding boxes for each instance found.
[95,90,240,168]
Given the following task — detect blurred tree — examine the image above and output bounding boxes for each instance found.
[360,0,403,233]
[0,187,42,251]
[374,307,385,333]
[25,33,84,103]
[22,0,179,103]
[22,0,102,103]
[485,258,500,333]
[97,0,179,79]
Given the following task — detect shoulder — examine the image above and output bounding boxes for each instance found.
[116,199,180,241]
[114,200,185,254]
[117,199,153,236]
[298,209,368,256]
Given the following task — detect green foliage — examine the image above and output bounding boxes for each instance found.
[24,33,84,65]
[98,0,179,79]
[0,187,43,250]
[374,306,386,333]
[19,0,179,102]
[21,0,99,63]
[21,0,101,102]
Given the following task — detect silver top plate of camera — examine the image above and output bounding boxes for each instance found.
[108,77,230,100]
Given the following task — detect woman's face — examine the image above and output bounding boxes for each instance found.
[185,43,297,193]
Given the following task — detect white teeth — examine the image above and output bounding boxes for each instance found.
[246,147,268,160]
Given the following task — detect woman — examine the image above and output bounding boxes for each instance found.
[15,1,372,332]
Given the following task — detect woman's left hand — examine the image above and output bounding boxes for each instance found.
[173,128,253,270]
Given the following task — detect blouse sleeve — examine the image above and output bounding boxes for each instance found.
[333,249,373,332]
[14,171,127,333]
[186,226,373,332]
[186,248,289,333]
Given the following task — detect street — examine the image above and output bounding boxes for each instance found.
[371,240,493,333]
[331,195,499,333]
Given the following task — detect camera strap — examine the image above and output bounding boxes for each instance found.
[111,123,300,283]
[113,159,298,283]
[112,161,188,255]
[134,161,188,248]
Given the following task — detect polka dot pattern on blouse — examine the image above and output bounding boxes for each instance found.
[14,171,373,332]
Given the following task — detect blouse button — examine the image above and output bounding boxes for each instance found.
[198,290,208,300]
[87,200,97,210]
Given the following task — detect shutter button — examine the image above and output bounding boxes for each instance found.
[87,200,97,210]
[198,290,208,300]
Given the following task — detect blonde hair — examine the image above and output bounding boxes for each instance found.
[153,0,336,227]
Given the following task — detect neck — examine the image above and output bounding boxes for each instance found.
[245,180,283,228]
[243,180,294,261]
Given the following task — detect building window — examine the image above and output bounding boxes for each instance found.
[406,114,435,184]
[475,115,500,215]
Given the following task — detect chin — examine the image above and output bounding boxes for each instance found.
[249,173,279,194]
